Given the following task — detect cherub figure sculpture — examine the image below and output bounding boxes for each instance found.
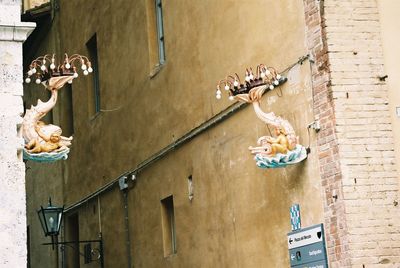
[249,126,296,156]
[24,121,71,154]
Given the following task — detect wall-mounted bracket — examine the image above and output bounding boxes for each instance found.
[396,107,400,118]
[118,176,128,190]
[43,238,104,268]
[307,120,320,132]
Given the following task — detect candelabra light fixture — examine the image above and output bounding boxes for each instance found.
[215,65,284,101]
[25,54,93,85]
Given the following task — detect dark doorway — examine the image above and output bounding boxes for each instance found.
[65,213,80,268]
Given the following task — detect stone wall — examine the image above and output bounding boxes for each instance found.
[304,0,400,267]
[0,0,35,267]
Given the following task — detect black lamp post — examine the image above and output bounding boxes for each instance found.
[37,198,104,267]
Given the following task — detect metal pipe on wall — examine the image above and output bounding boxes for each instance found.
[122,190,133,268]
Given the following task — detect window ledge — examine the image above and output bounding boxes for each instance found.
[163,253,177,259]
[149,63,165,79]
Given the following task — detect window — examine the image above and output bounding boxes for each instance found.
[161,195,176,256]
[155,0,166,65]
[146,0,166,76]
[86,34,100,115]
[45,91,54,123]
[187,175,194,201]
[60,83,74,136]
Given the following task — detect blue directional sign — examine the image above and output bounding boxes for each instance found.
[287,224,328,268]
[289,242,327,267]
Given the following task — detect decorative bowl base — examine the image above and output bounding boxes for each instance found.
[23,148,70,163]
[254,145,307,169]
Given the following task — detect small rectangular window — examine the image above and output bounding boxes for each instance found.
[161,195,176,256]
[61,83,74,136]
[86,34,100,115]
[155,0,166,64]
[46,91,54,124]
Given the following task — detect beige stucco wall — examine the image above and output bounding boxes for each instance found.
[377,0,400,176]
[24,0,326,267]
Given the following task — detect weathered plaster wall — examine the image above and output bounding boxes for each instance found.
[54,0,312,206]
[24,0,326,267]
[127,63,323,268]
[0,0,35,267]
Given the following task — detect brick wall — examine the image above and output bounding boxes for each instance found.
[304,0,400,267]
[303,0,351,266]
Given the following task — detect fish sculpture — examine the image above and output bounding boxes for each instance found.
[23,54,92,162]
[22,77,74,162]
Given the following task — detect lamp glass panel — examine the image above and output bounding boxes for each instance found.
[37,209,48,236]
[44,209,61,234]
[37,202,64,237]
[58,212,63,232]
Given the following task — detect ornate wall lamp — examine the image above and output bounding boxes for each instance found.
[23,54,92,162]
[37,198,64,248]
[216,65,307,168]
[216,65,283,100]
[38,198,104,267]
[25,54,93,84]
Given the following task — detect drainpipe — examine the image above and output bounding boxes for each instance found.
[119,177,133,268]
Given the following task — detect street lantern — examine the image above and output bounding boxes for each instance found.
[37,198,104,266]
[37,198,64,238]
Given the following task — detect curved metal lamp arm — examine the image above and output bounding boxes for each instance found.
[42,238,104,268]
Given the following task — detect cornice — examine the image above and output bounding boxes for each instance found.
[0,21,36,42]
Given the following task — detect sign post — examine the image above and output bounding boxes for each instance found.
[287,223,328,268]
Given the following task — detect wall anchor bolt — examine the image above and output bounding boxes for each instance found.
[307,120,320,132]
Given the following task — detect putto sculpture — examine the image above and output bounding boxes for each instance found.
[23,54,92,162]
[216,65,307,168]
